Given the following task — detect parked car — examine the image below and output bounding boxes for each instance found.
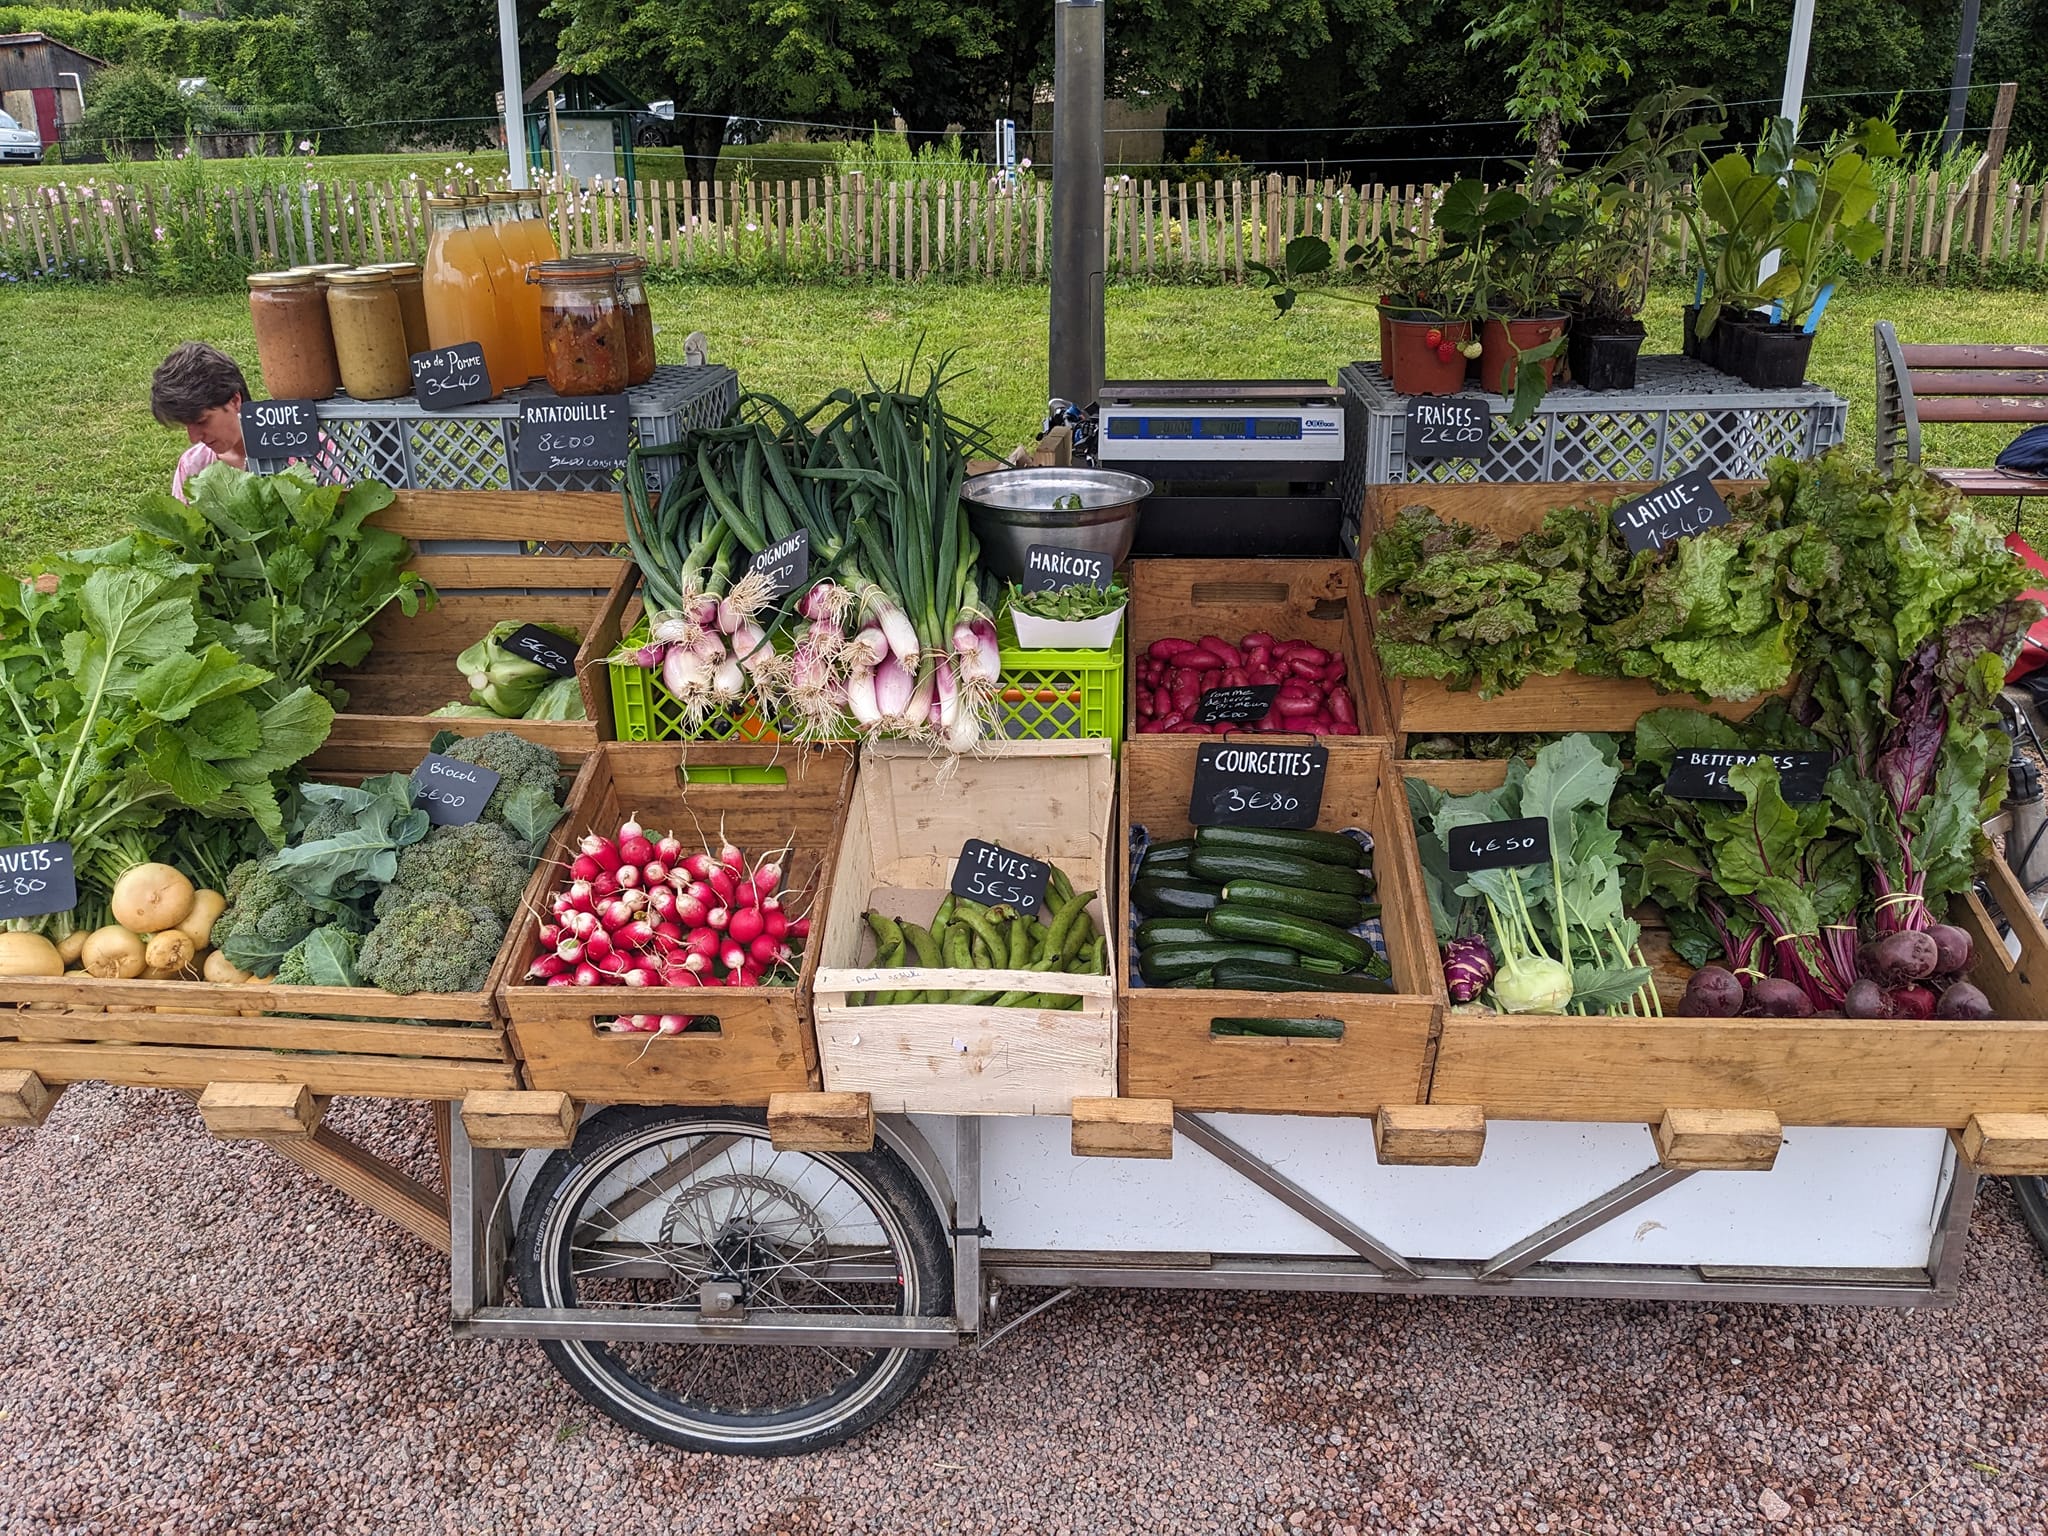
[0,110,42,165]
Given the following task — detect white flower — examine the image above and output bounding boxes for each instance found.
[745,221,758,232]
[297,139,312,152]
[1019,157,1032,169]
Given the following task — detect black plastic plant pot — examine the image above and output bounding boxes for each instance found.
[1682,304,1703,361]
[1566,323,1645,392]
[1738,323,1817,388]
[1712,310,1768,380]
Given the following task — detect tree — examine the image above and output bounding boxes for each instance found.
[1465,0,1632,189]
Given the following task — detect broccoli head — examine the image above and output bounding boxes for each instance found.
[442,732,561,830]
[275,924,364,988]
[374,821,535,924]
[298,797,362,845]
[213,858,320,976]
[358,888,506,995]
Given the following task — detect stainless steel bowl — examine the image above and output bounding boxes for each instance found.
[960,467,1155,584]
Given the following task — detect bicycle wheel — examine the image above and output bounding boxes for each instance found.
[516,1104,953,1456]
[2013,1175,2048,1259]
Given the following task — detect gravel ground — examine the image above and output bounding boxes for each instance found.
[4,1086,2047,1536]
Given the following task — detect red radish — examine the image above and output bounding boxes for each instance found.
[733,879,760,909]
[707,866,736,903]
[687,880,718,907]
[663,966,697,988]
[788,916,812,940]
[616,864,642,890]
[719,840,745,871]
[655,920,684,943]
[681,852,718,882]
[642,860,669,885]
[538,923,563,950]
[706,906,730,931]
[591,872,620,898]
[571,852,603,882]
[675,891,709,927]
[619,920,656,949]
[727,906,765,944]
[617,815,644,841]
[527,953,567,980]
[619,834,655,867]
[546,974,575,988]
[583,931,612,963]
[656,835,684,865]
[762,907,788,941]
[730,967,762,987]
[622,968,654,987]
[598,899,632,931]
[580,834,621,873]
[573,962,603,987]
[686,927,721,960]
[722,943,747,973]
[682,952,708,973]
[563,880,594,913]
[556,937,585,965]
[748,932,783,967]
[646,885,677,917]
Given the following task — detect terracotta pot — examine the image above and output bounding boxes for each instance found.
[1384,315,1472,396]
[1479,313,1567,397]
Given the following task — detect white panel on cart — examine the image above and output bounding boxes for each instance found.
[970,1115,1947,1270]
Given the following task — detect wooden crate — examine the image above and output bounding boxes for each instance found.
[1401,760,2048,1128]
[811,741,1117,1115]
[500,742,853,1105]
[1358,481,1776,741]
[1117,737,1444,1115]
[310,490,624,773]
[1126,558,1391,738]
[0,742,585,1100]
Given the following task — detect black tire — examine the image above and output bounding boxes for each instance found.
[2013,1176,2048,1258]
[516,1104,952,1456]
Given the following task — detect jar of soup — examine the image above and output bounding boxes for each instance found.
[611,254,657,385]
[247,270,340,400]
[533,257,630,396]
[326,268,413,400]
[367,261,430,355]
[288,263,354,293]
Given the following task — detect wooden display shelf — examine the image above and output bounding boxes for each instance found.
[1401,760,2048,1133]
[811,740,1118,1116]
[1125,558,1390,739]
[1117,737,1444,1115]
[1357,481,1779,743]
[500,742,852,1106]
[310,490,625,774]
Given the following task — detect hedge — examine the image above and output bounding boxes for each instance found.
[0,7,317,106]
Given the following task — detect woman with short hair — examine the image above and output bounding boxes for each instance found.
[150,342,251,500]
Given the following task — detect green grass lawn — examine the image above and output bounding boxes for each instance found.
[3,275,2043,573]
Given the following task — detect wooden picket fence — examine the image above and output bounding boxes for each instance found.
[6,165,2048,283]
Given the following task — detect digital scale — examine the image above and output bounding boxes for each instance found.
[1095,380,1345,557]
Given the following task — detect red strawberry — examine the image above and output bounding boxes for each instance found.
[1436,341,1458,363]
[1425,327,1443,348]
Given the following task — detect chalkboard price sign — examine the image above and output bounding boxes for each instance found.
[1193,684,1279,726]
[1666,748,1832,804]
[241,399,319,459]
[516,394,631,476]
[498,623,578,678]
[410,753,501,826]
[0,840,76,921]
[1610,469,1731,554]
[750,530,811,601]
[949,838,1052,917]
[1448,816,1552,872]
[1189,741,1329,829]
[411,343,493,410]
[1405,394,1490,461]
[1021,543,1114,593]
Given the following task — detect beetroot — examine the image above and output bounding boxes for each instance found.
[1888,984,1938,1019]
[1679,964,1744,1017]
[1926,923,1974,977]
[1874,930,1939,981]
[1934,981,1992,1020]
[1842,978,1890,1018]
[1750,977,1815,1017]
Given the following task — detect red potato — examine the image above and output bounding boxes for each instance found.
[1149,638,1199,662]
[1197,636,1241,667]
[1242,631,1276,651]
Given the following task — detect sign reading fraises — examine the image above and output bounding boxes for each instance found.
[516,394,631,475]
[1404,395,1490,460]
[1610,469,1732,554]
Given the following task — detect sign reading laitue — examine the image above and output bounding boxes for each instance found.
[1610,469,1732,554]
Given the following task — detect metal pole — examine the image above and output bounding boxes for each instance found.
[1049,0,1106,410]
[1759,0,1816,283]
[1943,0,1983,153]
[497,0,530,190]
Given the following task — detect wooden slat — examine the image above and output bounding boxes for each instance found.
[767,1091,875,1152]
[1654,1108,1782,1171]
[460,1089,580,1149]
[0,1069,60,1127]
[1927,468,2048,498]
[1915,398,2048,424]
[1392,672,1778,735]
[1071,1097,1174,1160]
[267,1123,451,1252]
[0,976,492,1023]
[0,1041,517,1098]
[406,555,625,590]
[1899,343,2048,368]
[1904,370,2048,395]
[1373,1103,1486,1166]
[1960,1113,2048,1174]
[2,1009,510,1059]
[373,490,624,543]
[198,1081,326,1140]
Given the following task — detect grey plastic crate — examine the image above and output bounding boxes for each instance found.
[1337,357,1848,552]
[249,363,738,494]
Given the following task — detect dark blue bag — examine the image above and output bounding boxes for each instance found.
[1997,424,2048,476]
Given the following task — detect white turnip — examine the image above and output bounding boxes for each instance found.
[0,932,63,977]
[111,863,196,936]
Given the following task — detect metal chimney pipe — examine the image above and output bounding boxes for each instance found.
[1049,0,1106,411]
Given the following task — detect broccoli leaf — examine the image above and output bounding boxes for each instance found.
[498,782,566,846]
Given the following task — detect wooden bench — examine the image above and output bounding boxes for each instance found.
[1874,321,2048,499]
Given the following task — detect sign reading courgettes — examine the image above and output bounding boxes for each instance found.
[1189,741,1328,829]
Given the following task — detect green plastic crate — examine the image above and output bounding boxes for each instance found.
[608,611,1123,746]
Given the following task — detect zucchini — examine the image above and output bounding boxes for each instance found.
[1221,880,1375,927]
[1205,906,1375,969]
[1131,876,1223,918]
[1189,847,1371,897]
[1140,838,1196,872]
[1136,917,1213,950]
[1212,960,1395,994]
[1209,1014,1349,1038]
[1138,942,1298,985]
[1194,825,1369,868]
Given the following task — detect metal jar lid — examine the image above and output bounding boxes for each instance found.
[327,267,395,285]
[248,270,317,288]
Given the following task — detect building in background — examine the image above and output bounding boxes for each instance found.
[0,32,107,149]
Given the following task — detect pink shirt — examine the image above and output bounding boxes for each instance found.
[171,441,219,502]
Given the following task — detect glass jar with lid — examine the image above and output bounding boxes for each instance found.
[247,270,340,400]
[611,254,657,385]
[326,268,413,400]
[421,195,513,398]
[365,261,430,354]
[288,262,354,294]
[532,257,630,396]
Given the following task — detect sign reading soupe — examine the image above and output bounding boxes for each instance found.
[240,399,319,458]
[1666,748,1831,804]
[949,838,1052,917]
[1021,543,1114,593]
[1405,395,1490,461]
[411,343,492,410]
[1189,741,1329,829]
[0,840,76,921]
[1610,468,1731,554]
[1448,816,1552,872]
[517,394,631,475]
[410,752,500,826]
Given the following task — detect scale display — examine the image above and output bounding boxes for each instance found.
[1098,407,1344,461]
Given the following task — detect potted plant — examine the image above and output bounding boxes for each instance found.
[1435,178,1586,418]
[1252,233,1485,398]
[1006,574,1128,650]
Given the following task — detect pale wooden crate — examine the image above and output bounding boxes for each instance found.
[1403,759,2048,1128]
[1359,481,1778,741]
[812,740,1117,1115]
[500,742,852,1106]
[1118,737,1443,1115]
